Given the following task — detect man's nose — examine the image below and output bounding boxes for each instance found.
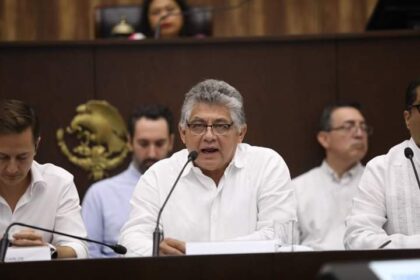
[6,160,18,173]
[147,145,157,158]
[353,126,365,138]
[203,126,216,140]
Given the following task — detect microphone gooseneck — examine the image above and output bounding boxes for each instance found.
[152,150,198,256]
[378,239,392,249]
[404,147,420,190]
[0,222,127,262]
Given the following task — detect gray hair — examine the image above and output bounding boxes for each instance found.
[179,79,246,130]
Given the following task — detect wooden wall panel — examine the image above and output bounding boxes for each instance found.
[0,0,380,41]
[0,32,418,197]
[210,0,247,36]
[0,45,95,196]
[280,0,319,34]
[320,0,377,33]
[337,36,419,160]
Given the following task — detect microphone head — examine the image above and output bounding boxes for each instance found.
[111,244,127,255]
[405,147,414,159]
[188,150,198,161]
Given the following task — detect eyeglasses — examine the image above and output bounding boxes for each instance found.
[186,122,234,135]
[328,122,373,135]
[408,104,420,113]
[149,6,180,17]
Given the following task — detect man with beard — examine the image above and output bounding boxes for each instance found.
[82,104,174,258]
[345,79,420,249]
[293,102,371,250]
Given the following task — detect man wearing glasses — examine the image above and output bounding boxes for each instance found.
[119,79,296,256]
[345,79,420,249]
[293,102,371,250]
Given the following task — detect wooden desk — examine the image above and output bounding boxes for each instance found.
[1,249,420,279]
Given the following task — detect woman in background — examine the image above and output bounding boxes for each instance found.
[139,0,194,38]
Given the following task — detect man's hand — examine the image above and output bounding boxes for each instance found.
[159,238,186,256]
[11,229,77,258]
[11,229,46,246]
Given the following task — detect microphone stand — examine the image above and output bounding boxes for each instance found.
[0,222,127,262]
[152,151,198,256]
[404,147,420,190]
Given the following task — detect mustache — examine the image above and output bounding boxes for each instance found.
[350,143,368,152]
[351,142,366,148]
[142,158,159,167]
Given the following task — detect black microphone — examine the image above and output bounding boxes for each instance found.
[154,0,251,39]
[152,150,198,256]
[0,222,127,262]
[404,147,420,190]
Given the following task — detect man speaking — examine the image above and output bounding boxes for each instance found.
[119,79,296,256]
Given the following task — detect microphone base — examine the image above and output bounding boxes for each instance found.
[152,229,162,257]
[0,236,10,262]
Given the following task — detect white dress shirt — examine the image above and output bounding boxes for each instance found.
[119,143,296,256]
[293,161,364,250]
[0,161,88,258]
[345,138,420,249]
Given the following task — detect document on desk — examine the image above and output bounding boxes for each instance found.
[186,240,277,255]
[369,259,420,280]
[5,246,51,262]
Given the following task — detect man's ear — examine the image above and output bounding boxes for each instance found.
[34,137,41,155]
[237,124,247,143]
[178,125,187,145]
[127,136,133,152]
[404,110,411,130]
[317,131,329,149]
[168,133,175,151]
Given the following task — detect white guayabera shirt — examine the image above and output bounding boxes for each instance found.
[119,143,297,256]
[345,138,420,249]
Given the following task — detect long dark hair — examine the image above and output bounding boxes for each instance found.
[139,0,193,37]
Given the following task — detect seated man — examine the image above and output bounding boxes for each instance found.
[293,102,370,250]
[345,79,420,249]
[119,79,296,256]
[0,99,88,258]
[82,105,174,258]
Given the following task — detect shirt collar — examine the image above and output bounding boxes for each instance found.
[181,150,197,177]
[28,161,47,196]
[128,162,142,178]
[409,138,420,165]
[230,144,246,169]
[321,160,363,183]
